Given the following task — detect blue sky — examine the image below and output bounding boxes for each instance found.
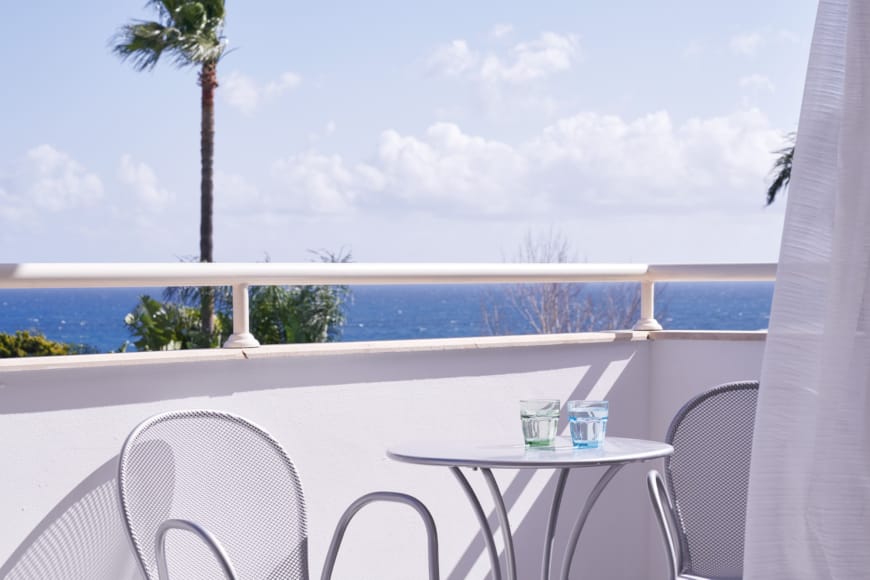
[0,1,817,263]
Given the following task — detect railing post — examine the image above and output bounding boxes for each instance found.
[223,283,260,348]
[633,280,663,331]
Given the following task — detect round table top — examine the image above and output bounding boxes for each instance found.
[387,436,673,469]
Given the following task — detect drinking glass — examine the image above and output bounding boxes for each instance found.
[520,399,560,447]
[568,400,609,448]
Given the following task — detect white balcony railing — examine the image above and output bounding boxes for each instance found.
[0,262,777,347]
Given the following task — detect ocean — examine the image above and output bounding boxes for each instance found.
[0,282,773,353]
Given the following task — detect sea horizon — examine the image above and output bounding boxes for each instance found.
[0,282,773,354]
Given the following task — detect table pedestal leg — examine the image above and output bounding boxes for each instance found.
[481,468,517,580]
[451,462,624,580]
[450,467,502,580]
[541,469,570,580]
[559,464,624,580]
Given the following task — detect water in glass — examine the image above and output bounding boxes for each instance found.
[520,399,560,447]
[521,415,558,447]
[568,401,608,448]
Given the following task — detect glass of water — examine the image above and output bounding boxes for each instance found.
[568,400,609,448]
[520,399,560,447]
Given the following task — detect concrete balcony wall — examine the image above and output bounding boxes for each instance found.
[0,332,765,579]
[648,332,767,442]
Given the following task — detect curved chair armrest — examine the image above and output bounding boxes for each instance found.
[320,491,439,580]
[647,470,680,580]
[155,518,239,580]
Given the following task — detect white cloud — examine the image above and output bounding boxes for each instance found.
[307,120,340,145]
[271,152,363,213]
[268,124,530,216]
[375,123,530,213]
[491,23,514,39]
[680,109,782,189]
[215,170,260,209]
[118,155,172,211]
[222,72,259,113]
[222,70,302,114]
[739,73,775,92]
[482,32,579,83]
[428,40,478,77]
[17,145,103,211]
[263,108,780,219]
[264,72,302,98]
[428,32,579,84]
[0,145,104,235]
[530,108,782,205]
[730,32,763,56]
[0,187,26,221]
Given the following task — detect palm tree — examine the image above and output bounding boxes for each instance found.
[113,0,228,336]
[767,133,795,205]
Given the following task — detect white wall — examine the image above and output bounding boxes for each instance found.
[648,332,766,440]
[0,332,764,580]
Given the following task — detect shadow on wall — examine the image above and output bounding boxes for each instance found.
[0,456,140,580]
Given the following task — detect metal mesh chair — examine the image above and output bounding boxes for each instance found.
[118,409,439,580]
[647,380,759,580]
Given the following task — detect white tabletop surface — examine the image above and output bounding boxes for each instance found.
[387,436,673,469]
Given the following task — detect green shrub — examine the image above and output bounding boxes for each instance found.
[0,331,72,358]
[128,251,351,350]
[124,295,229,351]
[248,283,348,344]
[124,282,347,351]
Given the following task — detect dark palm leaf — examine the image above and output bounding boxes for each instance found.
[767,134,795,206]
[112,22,172,71]
[112,0,226,70]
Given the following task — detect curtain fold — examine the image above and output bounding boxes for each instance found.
[744,0,870,577]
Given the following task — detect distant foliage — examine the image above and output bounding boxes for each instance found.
[482,230,647,335]
[0,331,73,358]
[125,251,351,351]
[249,284,348,344]
[124,295,228,351]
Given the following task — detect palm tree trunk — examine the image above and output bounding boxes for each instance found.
[199,61,218,337]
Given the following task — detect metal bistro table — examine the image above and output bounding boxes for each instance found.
[387,436,673,580]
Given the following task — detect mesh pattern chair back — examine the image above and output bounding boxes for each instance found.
[118,410,309,580]
[665,381,758,579]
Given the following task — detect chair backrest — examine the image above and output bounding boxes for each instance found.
[664,380,759,579]
[117,410,309,580]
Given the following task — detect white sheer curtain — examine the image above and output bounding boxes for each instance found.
[744,0,870,577]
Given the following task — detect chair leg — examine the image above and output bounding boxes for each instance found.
[320,491,439,580]
[647,470,680,580]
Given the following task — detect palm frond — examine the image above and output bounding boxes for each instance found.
[112,0,227,70]
[112,22,173,71]
[766,161,790,205]
[176,34,226,65]
[766,133,795,206]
